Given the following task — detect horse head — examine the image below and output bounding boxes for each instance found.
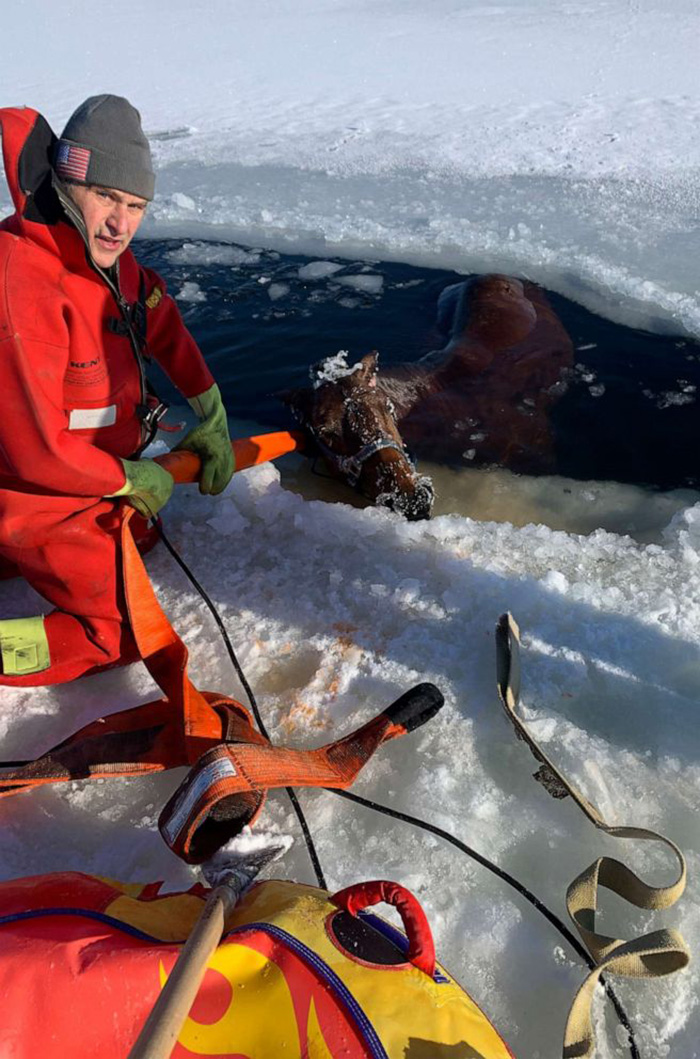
[280,351,434,520]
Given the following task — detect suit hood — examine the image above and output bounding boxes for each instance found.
[0,106,102,270]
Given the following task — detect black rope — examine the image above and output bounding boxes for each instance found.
[154,521,327,890]
[327,787,639,1059]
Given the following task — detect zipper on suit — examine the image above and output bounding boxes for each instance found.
[56,185,151,451]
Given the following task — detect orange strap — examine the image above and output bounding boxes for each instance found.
[0,461,444,865]
[159,683,443,862]
[120,506,229,752]
[0,506,263,799]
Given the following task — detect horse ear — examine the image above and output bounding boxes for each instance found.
[357,350,379,385]
[309,358,330,383]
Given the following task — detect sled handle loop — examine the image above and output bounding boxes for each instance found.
[331,879,436,976]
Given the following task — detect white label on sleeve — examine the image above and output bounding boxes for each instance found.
[68,405,117,430]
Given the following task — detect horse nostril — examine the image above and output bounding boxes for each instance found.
[381,479,434,521]
[411,479,435,517]
[406,489,434,521]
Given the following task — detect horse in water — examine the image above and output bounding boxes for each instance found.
[285,351,436,520]
[282,274,574,516]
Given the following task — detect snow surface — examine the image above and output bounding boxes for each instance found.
[1,2,700,1057]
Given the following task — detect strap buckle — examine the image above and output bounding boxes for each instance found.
[136,397,170,436]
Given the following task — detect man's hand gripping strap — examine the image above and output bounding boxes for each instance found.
[159,682,444,863]
[495,613,690,1059]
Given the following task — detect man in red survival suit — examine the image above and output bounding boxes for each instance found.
[0,96,235,686]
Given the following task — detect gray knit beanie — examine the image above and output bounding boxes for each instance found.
[54,95,155,201]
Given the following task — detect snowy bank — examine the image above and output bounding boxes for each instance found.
[1,0,699,337]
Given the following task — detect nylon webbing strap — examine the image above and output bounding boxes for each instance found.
[0,506,445,867]
[0,508,264,796]
[0,695,259,797]
[160,682,445,863]
[495,613,690,1059]
[120,507,219,749]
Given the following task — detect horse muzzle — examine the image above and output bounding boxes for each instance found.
[380,475,435,521]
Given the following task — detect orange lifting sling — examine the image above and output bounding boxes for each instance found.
[0,432,443,862]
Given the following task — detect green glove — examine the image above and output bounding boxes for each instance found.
[108,458,175,518]
[175,383,235,495]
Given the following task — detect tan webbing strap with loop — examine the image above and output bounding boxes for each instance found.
[495,613,690,1059]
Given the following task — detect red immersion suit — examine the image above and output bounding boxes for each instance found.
[0,107,214,685]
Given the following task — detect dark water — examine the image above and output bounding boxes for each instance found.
[139,239,700,490]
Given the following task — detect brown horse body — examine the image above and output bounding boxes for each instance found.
[379,275,573,471]
[284,275,574,516]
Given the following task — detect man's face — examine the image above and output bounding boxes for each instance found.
[67,184,148,268]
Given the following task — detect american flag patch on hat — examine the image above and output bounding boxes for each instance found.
[55,141,91,181]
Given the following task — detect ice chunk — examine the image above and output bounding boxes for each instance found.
[542,570,569,593]
[336,275,384,295]
[175,281,206,303]
[298,261,343,280]
[311,350,362,387]
[268,282,289,301]
[170,192,196,211]
[206,499,248,536]
[167,242,261,267]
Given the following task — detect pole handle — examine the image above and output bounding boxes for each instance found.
[127,884,236,1059]
[154,430,307,485]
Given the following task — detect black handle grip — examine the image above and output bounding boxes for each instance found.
[384,682,444,732]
